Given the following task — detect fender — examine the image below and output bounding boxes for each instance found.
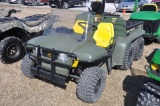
[112,28,145,66]
[0,20,23,32]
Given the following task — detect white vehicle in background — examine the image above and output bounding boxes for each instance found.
[116,0,151,12]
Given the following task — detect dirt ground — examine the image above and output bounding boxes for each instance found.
[0,3,159,106]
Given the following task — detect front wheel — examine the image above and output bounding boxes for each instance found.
[0,36,25,64]
[76,67,106,103]
[21,54,34,78]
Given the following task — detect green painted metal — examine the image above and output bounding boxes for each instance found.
[130,11,160,21]
[112,28,145,66]
[146,49,160,82]
[134,0,138,12]
[152,49,160,64]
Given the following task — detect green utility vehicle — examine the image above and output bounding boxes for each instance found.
[21,1,145,103]
[130,4,160,43]
[137,49,160,106]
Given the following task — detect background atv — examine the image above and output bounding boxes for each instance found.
[0,9,52,64]
[137,49,160,106]
[130,4,160,43]
[21,1,145,103]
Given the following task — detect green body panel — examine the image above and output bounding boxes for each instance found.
[74,43,108,61]
[112,28,145,66]
[152,49,160,64]
[130,11,160,21]
[147,68,160,81]
[134,0,138,12]
[146,49,160,82]
[28,35,84,53]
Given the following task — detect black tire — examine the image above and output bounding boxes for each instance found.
[0,36,25,64]
[21,54,34,78]
[76,67,106,103]
[120,44,135,70]
[134,37,144,61]
[81,1,86,7]
[23,3,28,5]
[63,2,69,9]
[70,5,74,7]
[32,0,38,6]
[137,87,160,106]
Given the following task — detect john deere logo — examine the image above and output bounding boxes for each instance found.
[47,53,52,58]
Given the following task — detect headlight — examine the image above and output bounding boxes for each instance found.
[151,63,159,71]
[59,53,68,62]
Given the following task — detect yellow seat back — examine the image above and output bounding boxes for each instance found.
[73,20,86,34]
[93,23,114,48]
[142,4,158,12]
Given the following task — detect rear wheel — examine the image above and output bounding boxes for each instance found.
[137,87,160,106]
[76,67,106,103]
[0,36,25,64]
[134,37,144,61]
[21,54,34,78]
[63,2,69,9]
[120,44,134,70]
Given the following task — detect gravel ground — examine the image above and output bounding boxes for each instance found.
[0,3,159,106]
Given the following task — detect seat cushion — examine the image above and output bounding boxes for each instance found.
[21,14,49,27]
[93,23,114,48]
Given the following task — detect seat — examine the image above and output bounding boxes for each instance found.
[21,14,49,27]
[73,20,86,34]
[142,4,158,12]
[93,23,114,48]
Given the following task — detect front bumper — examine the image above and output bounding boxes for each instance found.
[25,43,77,85]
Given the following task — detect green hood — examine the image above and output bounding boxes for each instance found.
[151,49,160,64]
[130,11,160,20]
[27,35,87,53]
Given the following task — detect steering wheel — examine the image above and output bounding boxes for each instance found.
[78,21,97,32]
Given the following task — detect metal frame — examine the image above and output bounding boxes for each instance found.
[24,43,77,85]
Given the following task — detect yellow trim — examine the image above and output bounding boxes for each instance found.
[143,4,158,12]
[72,59,79,68]
[73,20,86,34]
[151,63,159,71]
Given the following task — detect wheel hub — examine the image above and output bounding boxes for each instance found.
[7,44,19,58]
